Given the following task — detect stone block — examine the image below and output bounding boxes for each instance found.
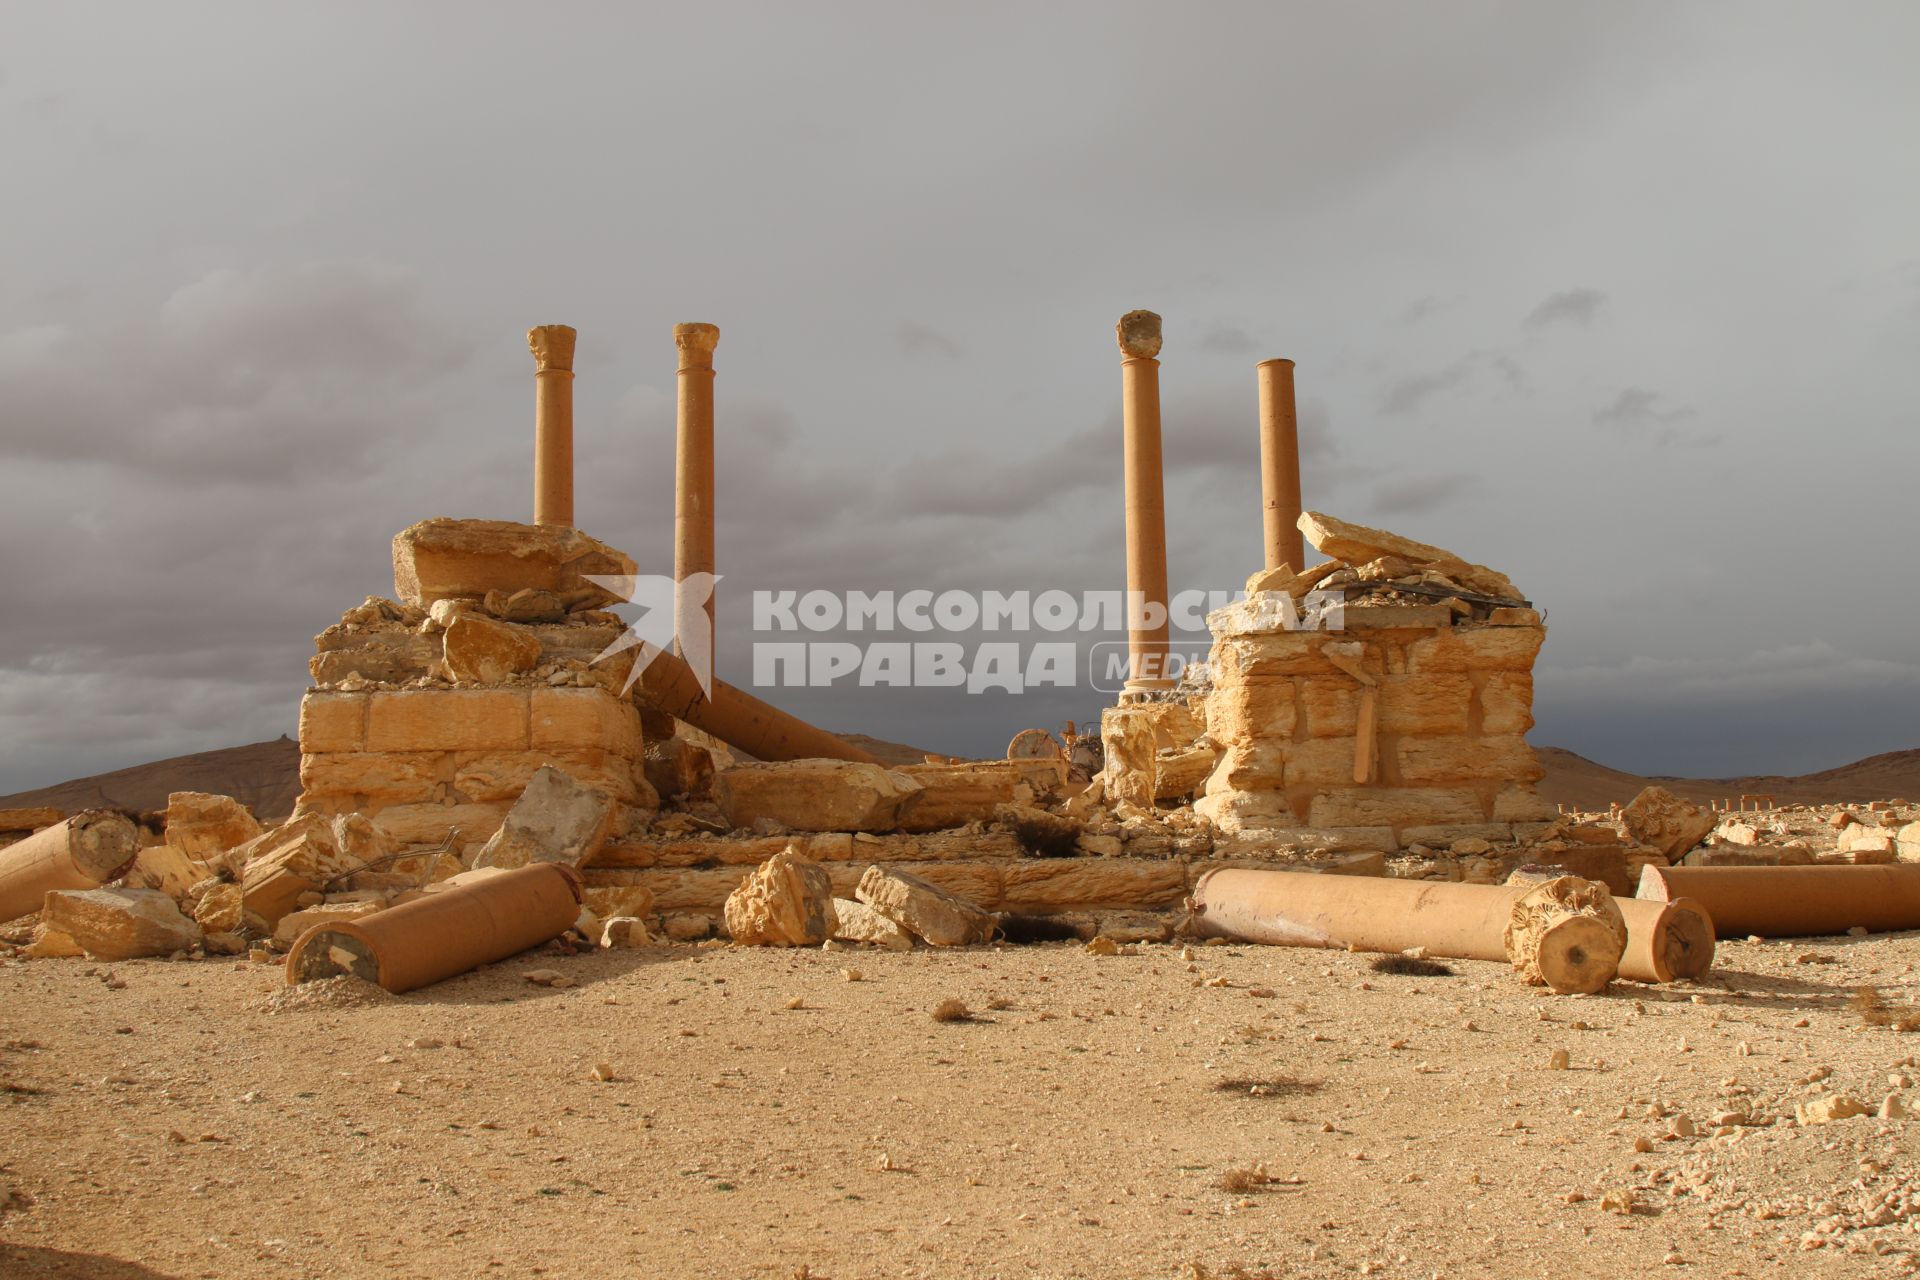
[0,807,63,833]
[831,897,914,950]
[240,824,358,928]
[1492,784,1557,823]
[472,766,616,869]
[1337,603,1456,631]
[366,689,530,753]
[298,691,370,754]
[715,761,924,833]
[1193,788,1299,834]
[1299,680,1358,739]
[298,752,449,807]
[1286,737,1370,788]
[897,762,1023,832]
[531,687,643,758]
[1203,741,1288,793]
[1621,786,1716,860]
[442,614,543,685]
[999,859,1187,913]
[124,845,209,903]
[855,865,996,946]
[1154,744,1215,802]
[1376,674,1473,737]
[1478,672,1535,735]
[369,802,508,851]
[1395,734,1541,786]
[391,517,637,609]
[1206,676,1298,745]
[1100,707,1158,810]
[1514,846,1632,895]
[583,883,655,920]
[1398,823,1514,848]
[193,882,245,933]
[165,792,263,862]
[38,888,202,960]
[450,748,648,807]
[1307,787,1486,830]
[1297,510,1520,600]
[1404,625,1543,674]
[722,848,838,946]
[1213,631,1339,679]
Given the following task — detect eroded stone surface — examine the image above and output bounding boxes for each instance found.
[723,848,837,946]
[855,865,994,947]
[1622,786,1716,860]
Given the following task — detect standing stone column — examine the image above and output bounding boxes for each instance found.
[1257,357,1304,573]
[674,323,721,679]
[528,325,577,527]
[1118,310,1174,697]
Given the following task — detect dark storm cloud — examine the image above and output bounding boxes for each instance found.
[2,1,1917,787]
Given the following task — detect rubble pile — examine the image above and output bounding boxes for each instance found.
[7,507,1918,982]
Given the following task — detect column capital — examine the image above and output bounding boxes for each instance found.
[675,322,720,371]
[1116,310,1162,360]
[527,324,577,373]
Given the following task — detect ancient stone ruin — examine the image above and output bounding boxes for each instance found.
[4,311,1917,989]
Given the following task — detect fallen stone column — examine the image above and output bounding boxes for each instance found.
[529,324,576,527]
[1616,895,1717,984]
[284,862,584,993]
[1256,357,1304,573]
[1189,867,1710,987]
[0,810,139,924]
[633,651,880,764]
[1638,863,1920,938]
[1502,876,1627,994]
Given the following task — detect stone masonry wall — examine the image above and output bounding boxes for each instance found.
[296,685,650,855]
[1194,597,1556,848]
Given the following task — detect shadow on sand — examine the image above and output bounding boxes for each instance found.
[0,1244,185,1279]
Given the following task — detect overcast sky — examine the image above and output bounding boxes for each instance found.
[2,2,1916,794]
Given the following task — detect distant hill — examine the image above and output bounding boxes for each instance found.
[0,729,942,823]
[1535,745,1920,811]
[0,737,303,821]
[5,737,1915,826]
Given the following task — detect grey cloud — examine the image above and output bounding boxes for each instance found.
[1380,350,1527,414]
[1524,288,1608,329]
[1381,358,1474,414]
[1199,323,1257,355]
[0,261,472,484]
[1594,387,1693,427]
[1372,471,1481,517]
[895,320,962,358]
[2,4,1917,783]
[1398,296,1460,325]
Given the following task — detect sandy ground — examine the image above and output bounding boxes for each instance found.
[4,931,1919,1280]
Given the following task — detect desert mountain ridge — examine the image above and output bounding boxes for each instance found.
[2,737,1916,825]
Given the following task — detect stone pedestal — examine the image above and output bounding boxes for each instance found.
[1194,597,1554,846]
